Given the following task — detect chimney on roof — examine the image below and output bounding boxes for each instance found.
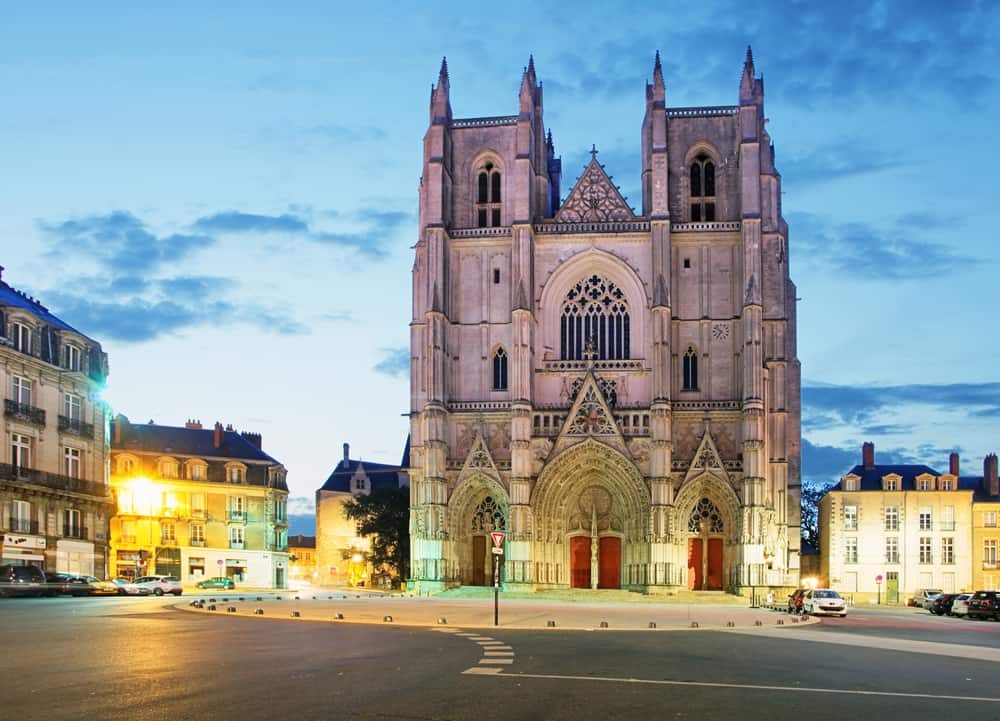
[112,414,127,445]
[949,452,959,477]
[241,431,262,449]
[0,265,4,281]
[343,442,350,464]
[214,422,223,449]
[185,419,202,429]
[986,453,999,497]
[862,441,875,470]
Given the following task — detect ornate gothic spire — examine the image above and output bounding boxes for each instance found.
[740,45,755,101]
[430,56,451,121]
[651,49,665,101]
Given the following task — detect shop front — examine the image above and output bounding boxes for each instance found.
[2,533,46,568]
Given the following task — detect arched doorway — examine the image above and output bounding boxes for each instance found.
[532,439,648,589]
[687,497,725,590]
[469,495,506,586]
[447,475,509,587]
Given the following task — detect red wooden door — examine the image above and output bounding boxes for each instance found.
[598,537,621,589]
[570,536,591,588]
[707,538,723,590]
[687,538,703,590]
[472,535,486,586]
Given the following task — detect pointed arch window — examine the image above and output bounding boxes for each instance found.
[476,161,502,228]
[689,153,716,222]
[471,495,506,533]
[682,346,699,391]
[492,347,508,391]
[688,497,724,533]
[560,274,630,361]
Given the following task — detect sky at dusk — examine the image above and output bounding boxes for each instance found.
[2,2,999,526]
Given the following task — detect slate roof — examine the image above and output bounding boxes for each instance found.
[318,457,404,493]
[114,419,281,465]
[0,279,91,340]
[832,463,999,501]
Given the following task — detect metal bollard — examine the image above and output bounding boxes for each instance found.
[226,606,236,613]
[334,612,344,620]
[291,611,301,618]
[437,617,447,625]
[546,620,556,627]
[599,621,609,628]
[648,622,657,629]
[254,608,264,615]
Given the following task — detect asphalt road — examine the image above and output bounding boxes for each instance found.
[2,596,999,721]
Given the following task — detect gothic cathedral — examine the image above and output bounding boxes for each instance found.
[409,50,801,594]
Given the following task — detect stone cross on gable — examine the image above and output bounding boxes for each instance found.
[590,144,599,161]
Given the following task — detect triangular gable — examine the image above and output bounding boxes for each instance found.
[459,431,500,483]
[555,156,635,223]
[557,372,623,440]
[684,429,727,483]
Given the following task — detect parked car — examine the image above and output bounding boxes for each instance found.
[71,576,119,596]
[0,564,47,597]
[788,588,807,614]
[196,577,235,590]
[802,589,847,617]
[929,593,959,615]
[909,588,943,607]
[111,578,151,596]
[951,593,972,617]
[133,575,183,596]
[967,590,1000,621]
[44,571,81,596]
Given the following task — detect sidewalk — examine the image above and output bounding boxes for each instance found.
[178,591,818,631]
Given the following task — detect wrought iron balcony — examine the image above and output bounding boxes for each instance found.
[190,539,206,547]
[63,526,89,540]
[4,399,46,426]
[227,511,246,522]
[119,535,137,544]
[58,415,95,437]
[230,541,245,550]
[984,561,999,570]
[6,518,39,534]
[0,463,109,498]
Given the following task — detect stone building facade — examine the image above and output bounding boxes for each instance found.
[0,266,113,577]
[109,416,289,588]
[408,51,801,594]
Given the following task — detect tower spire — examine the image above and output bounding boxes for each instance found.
[740,45,756,102]
[430,56,451,122]
[438,56,449,85]
[652,49,665,100]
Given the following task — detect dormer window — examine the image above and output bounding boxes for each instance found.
[476,162,502,228]
[189,462,207,481]
[689,154,716,222]
[917,477,932,491]
[227,465,246,483]
[844,477,859,492]
[160,459,179,479]
[13,321,32,354]
[940,477,954,491]
[62,344,82,371]
[884,477,899,491]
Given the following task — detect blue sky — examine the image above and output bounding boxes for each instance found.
[2,1,999,522]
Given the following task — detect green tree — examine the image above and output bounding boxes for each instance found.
[800,482,832,551]
[342,486,410,580]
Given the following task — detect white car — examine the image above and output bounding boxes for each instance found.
[111,578,151,596]
[951,593,972,617]
[802,589,847,617]
[133,575,183,596]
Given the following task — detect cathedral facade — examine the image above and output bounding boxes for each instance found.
[409,50,801,594]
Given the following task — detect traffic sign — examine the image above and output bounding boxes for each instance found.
[491,547,503,555]
[875,574,883,583]
[490,531,505,548]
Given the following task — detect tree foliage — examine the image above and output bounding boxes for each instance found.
[800,482,832,551]
[342,486,410,580]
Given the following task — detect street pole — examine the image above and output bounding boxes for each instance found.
[493,552,499,626]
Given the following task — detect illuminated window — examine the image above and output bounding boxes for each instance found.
[189,463,206,481]
[191,493,206,518]
[190,524,204,544]
[941,505,955,531]
[161,522,176,543]
[160,460,179,479]
[985,539,998,565]
[984,511,997,528]
[884,506,899,531]
[843,505,858,530]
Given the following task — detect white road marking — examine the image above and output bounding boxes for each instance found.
[478,658,514,665]
[483,651,515,657]
[476,640,505,645]
[485,671,1000,703]
[464,667,502,675]
[467,636,494,641]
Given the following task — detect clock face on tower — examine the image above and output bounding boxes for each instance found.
[712,323,730,340]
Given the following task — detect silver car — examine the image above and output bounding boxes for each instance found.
[133,575,183,596]
[111,578,151,596]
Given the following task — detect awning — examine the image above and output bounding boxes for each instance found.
[2,551,45,561]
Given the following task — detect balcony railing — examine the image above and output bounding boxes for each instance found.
[4,399,46,426]
[984,561,998,570]
[160,538,177,546]
[230,541,245,550]
[190,539,206,547]
[0,463,109,498]
[119,535,137,544]
[6,518,39,534]
[63,526,88,540]
[58,415,95,437]
[191,509,206,519]
[227,511,246,522]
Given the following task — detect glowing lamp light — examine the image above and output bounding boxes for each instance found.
[129,476,160,515]
[802,576,819,590]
